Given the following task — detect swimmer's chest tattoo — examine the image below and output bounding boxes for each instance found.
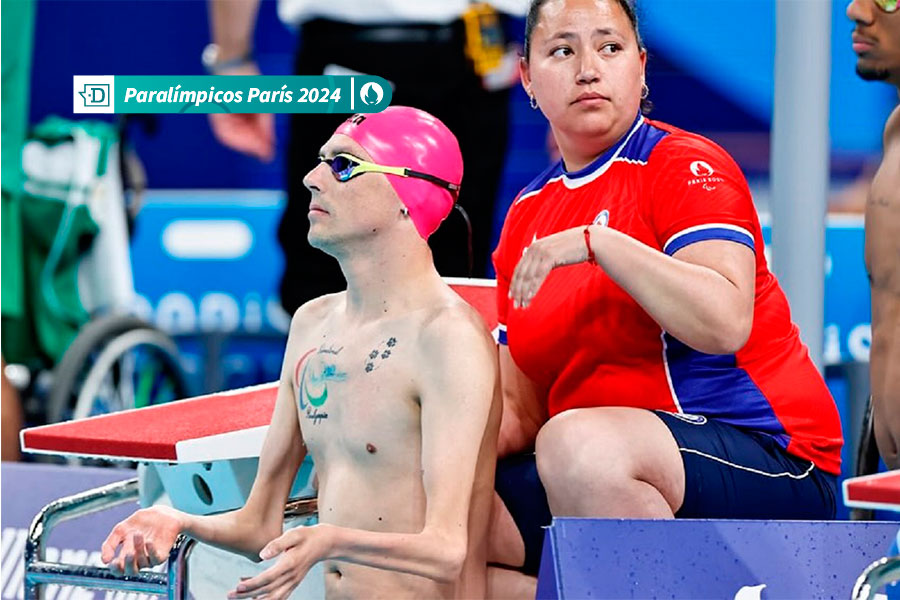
[364,337,397,374]
[296,344,348,424]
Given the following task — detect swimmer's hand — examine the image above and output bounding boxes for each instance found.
[228,524,333,600]
[101,506,186,575]
[510,226,598,309]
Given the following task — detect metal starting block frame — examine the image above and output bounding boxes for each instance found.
[24,477,317,600]
[18,381,313,600]
[845,470,900,600]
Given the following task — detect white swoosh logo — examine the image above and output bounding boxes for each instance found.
[734,584,766,600]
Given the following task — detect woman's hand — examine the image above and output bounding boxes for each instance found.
[228,525,333,600]
[510,226,595,309]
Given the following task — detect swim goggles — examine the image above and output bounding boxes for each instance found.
[319,153,460,195]
[876,0,898,13]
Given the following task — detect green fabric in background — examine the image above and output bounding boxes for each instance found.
[20,196,98,364]
[1,114,113,366]
[1,0,36,324]
[2,192,100,366]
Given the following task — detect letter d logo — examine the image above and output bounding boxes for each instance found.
[73,76,115,114]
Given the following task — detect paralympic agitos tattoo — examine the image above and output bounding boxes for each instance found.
[295,345,348,424]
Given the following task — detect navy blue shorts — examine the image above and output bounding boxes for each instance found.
[655,411,837,519]
[495,412,838,576]
[495,453,552,576]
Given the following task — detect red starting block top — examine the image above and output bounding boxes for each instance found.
[843,470,900,512]
[21,382,279,463]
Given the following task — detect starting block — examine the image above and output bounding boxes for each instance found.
[844,470,900,513]
[842,470,900,599]
[21,381,316,514]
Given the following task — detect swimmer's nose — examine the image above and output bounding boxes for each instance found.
[303,161,328,193]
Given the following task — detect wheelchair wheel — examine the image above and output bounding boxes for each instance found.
[72,327,189,420]
[48,314,191,424]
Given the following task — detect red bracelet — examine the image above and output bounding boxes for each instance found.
[583,226,597,266]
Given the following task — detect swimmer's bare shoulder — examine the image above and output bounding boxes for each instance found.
[290,292,344,326]
[412,290,500,408]
[416,290,498,357]
[283,292,345,358]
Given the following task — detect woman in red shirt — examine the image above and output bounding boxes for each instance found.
[489,0,843,584]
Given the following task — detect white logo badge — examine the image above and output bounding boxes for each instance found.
[592,210,610,227]
[670,413,708,425]
[690,160,714,177]
[360,82,384,106]
[73,75,115,114]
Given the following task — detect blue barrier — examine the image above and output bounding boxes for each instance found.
[536,518,897,599]
[1,463,138,599]
[131,191,290,391]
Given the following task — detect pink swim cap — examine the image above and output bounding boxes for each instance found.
[335,106,463,239]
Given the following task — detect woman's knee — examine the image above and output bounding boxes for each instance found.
[534,409,631,489]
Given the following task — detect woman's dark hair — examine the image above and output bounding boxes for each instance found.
[523,0,652,113]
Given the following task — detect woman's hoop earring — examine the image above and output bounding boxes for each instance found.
[529,94,538,110]
[641,83,650,100]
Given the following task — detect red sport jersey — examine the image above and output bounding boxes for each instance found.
[493,115,843,474]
